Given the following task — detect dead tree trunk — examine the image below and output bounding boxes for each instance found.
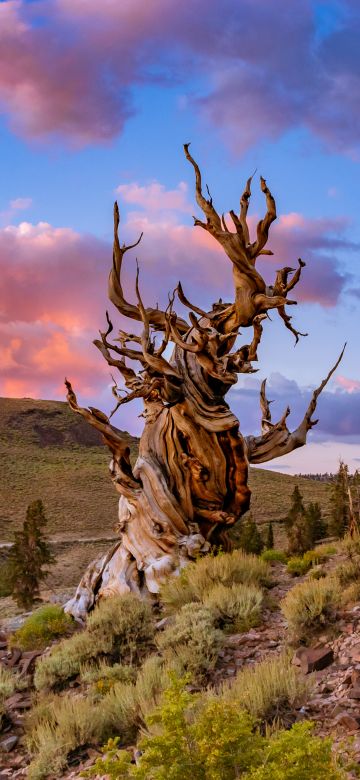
[64,145,344,621]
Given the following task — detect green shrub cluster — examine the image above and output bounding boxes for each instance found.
[160,550,269,614]
[82,675,346,780]
[34,593,154,690]
[281,577,340,640]
[287,549,327,577]
[156,604,223,682]
[261,549,287,564]
[9,605,74,651]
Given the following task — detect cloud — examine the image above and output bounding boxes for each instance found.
[0,0,360,154]
[336,375,360,393]
[0,186,354,409]
[116,181,191,214]
[9,197,32,211]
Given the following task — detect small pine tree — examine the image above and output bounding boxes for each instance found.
[8,500,55,610]
[305,501,327,543]
[266,522,274,550]
[329,461,349,538]
[285,485,312,555]
[237,514,264,555]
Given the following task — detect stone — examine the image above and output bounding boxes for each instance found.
[349,686,360,700]
[7,649,22,669]
[0,736,18,753]
[298,646,334,674]
[334,711,360,730]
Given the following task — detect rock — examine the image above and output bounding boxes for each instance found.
[294,646,334,674]
[19,650,42,676]
[334,711,360,730]
[0,736,18,752]
[6,649,22,669]
[348,644,360,663]
[349,686,360,700]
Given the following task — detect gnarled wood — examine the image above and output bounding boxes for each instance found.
[64,147,344,621]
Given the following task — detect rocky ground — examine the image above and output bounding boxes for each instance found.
[2,557,360,778]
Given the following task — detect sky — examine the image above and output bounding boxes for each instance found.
[0,0,359,474]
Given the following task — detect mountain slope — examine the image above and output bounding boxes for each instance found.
[0,397,331,543]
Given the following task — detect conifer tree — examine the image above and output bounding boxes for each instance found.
[237,514,264,555]
[266,521,274,549]
[329,461,349,538]
[305,501,327,543]
[285,485,312,555]
[8,500,55,610]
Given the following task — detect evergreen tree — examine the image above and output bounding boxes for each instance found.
[285,485,312,555]
[8,500,55,610]
[237,514,264,555]
[305,501,327,543]
[266,522,274,549]
[329,460,349,538]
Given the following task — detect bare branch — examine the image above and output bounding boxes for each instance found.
[245,345,346,463]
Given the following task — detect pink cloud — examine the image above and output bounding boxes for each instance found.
[116,181,191,214]
[0,189,353,403]
[0,0,359,155]
[336,375,360,393]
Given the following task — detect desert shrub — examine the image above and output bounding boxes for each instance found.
[341,534,360,559]
[281,577,340,639]
[34,630,103,690]
[34,593,154,690]
[286,557,310,577]
[86,593,154,660]
[203,582,263,631]
[9,605,74,651]
[80,661,136,694]
[334,558,360,587]
[27,694,109,780]
[160,550,269,613]
[156,603,223,682]
[82,675,345,780]
[221,652,309,724]
[314,543,338,556]
[307,566,326,580]
[261,549,287,564]
[302,549,324,567]
[340,581,360,606]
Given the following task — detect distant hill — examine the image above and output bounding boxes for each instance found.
[0,397,331,545]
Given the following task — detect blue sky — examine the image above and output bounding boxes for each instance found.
[0,0,359,473]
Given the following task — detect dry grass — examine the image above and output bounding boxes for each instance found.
[281,577,340,640]
[160,550,269,613]
[203,582,263,631]
[156,603,223,682]
[221,652,310,723]
[34,593,154,690]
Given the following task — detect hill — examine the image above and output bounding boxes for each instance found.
[0,396,332,547]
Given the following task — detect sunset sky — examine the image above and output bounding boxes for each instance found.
[1,0,359,473]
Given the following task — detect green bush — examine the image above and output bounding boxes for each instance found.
[334,558,360,587]
[160,550,269,613]
[221,652,309,723]
[80,661,136,695]
[34,593,154,690]
[82,675,346,780]
[203,582,263,631]
[286,557,310,577]
[261,549,287,564]
[9,605,74,651]
[156,604,223,682]
[281,577,340,640]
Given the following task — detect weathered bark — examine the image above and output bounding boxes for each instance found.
[64,146,344,621]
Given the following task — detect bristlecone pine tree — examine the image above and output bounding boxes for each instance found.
[9,500,55,610]
[64,145,345,620]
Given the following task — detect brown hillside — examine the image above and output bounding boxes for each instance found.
[0,397,331,544]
